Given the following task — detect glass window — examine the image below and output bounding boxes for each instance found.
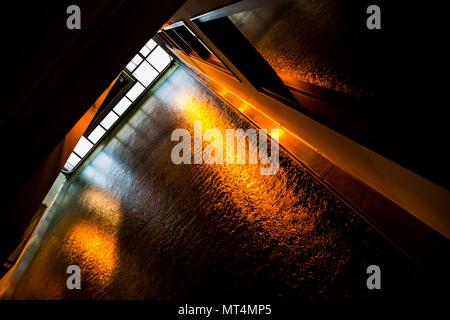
[131,54,143,65]
[66,152,81,167]
[126,61,137,72]
[87,125,106,144]
[132,61,159,87]
[139,45,151,57]
[126,82,145,101]
[146,39,157,51]
[63,162,74,172]
[147,47,171,72]
[64,38,171,173]
[100,111,119,130]
[113,96,132,116]
[73,136,94,158]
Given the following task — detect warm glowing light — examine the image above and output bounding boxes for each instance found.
[62,187,122,288]
[172,85,314,249]
[175,92,219,131]
[64,222,118,287]
[209,78,318,152]
[218,87,228,96]
[238,104,249,112]
[275,128,285,142]
[79,188,122,229]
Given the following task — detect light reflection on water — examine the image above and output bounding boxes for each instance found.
[172,89,313,243]
[8,66,421,300]
[64,222,119,288]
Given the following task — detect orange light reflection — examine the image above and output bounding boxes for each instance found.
[174,89,314,248]
[64,222,118,288]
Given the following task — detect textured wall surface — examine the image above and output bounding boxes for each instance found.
[229,0,384,102]
[8,67,425,300]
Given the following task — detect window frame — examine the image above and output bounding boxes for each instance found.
[160,21,238,78]
[62,38,174,174]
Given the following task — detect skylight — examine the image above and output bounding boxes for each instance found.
[73,136,94,158]
[87,125,107,144]
[100,111,119,130]
[126,82,146,101]
[113,96,132,116]
[132,61,159,87]
[147,47,171,72]
[62,36,173,173]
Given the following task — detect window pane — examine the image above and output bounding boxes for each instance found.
[63,162,74,172]
[126,82,145,101]
[132,61,159,87]
[146,39,157,50]
[139,45,151,57]
[66,152,81,167]
[131,54,143,65]
[113,96,132,116]
[73,136,94,158]
[126,61,137,72]
[147,46,171,72]
[87,125,106,144]
[100,111,119,130]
